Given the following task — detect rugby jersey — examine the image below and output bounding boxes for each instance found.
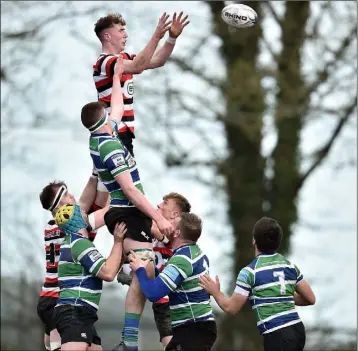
[89,133,144,208]
[57,233,106,311]
[39,220,65,298]
[159,244,214,328]
[93,52,136,134]
[235,253,303,335]
[153,240,173,304]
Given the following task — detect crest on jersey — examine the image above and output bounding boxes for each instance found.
[111,154,126,167]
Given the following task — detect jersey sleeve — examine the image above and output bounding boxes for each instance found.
[159,255,192,291]
[71,238,106,277]
[234,267,254,296]
[99,140,129,177]
[294,264,304,283]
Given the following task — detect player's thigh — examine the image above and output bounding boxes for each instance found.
[104,207,152,244]
[50,328,61,351]
[61,341,88,351]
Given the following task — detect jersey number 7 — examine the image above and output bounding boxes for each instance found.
[273,271,286,295]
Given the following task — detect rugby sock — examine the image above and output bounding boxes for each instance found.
[123,312,141,350]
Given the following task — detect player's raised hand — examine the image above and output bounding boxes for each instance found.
[114,56,124,78]
[113,222,127,243]
[156,217,174,237]
[128,250,150,271]
[154,12,172,40]
[169,12,190,39]
[199,274,221,296]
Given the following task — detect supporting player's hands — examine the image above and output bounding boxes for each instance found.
[154,12,172,40]
[128,250,150,271]
[113,222,127,243]
[169,12,190,38]
[114,56,124,78]
[156,217,174,237]
[199,274,221,296]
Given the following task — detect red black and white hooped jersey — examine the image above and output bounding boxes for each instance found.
[93,52,136,134]
[39,220,98,298]
[153,240,173,304]
[153,241,173,272]
[39,220,65,298]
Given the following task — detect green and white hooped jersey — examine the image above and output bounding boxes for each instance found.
[235,253,303,335]
[89,132,144,207]
[159,244,215,328]
[57,233,106,311]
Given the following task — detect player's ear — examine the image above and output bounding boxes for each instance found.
[103,31,110,42]
[252,238,256,246]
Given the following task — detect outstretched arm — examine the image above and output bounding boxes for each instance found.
[199,275,248,314]
[129,251,185,302]
[78,169,98,213]
[146,12,190,70]
[122,13,172,74]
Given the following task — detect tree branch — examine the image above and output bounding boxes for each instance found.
[296,97,357,193]
[261,2,283,30]
[1,6,103,40]
[168,56,223,89]
[306,23,357,96]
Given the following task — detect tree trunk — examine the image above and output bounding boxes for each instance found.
[267,2,310,253]
[208,2,265,350]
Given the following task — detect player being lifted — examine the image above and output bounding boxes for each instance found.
[81,56,173,351]
[200,217,316,351]
[93,11,189,156]
[92,11,189,213]
[53,203,127,351]
[37,173,106,351]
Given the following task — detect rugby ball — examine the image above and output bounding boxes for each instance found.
[221,4,258,28]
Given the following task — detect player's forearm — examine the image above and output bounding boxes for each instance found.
[151,221,167,241]
[79,176,98,213]
[122,186,163,222]
[146,40,176,69]
[136,267,171,302]
[129,34,161,73]
[110,75,124,124]
[212,291,237,314]
[98,242,123,281]
[294,292,314,306]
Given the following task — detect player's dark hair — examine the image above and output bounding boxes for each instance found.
[253,217,283,253]
[40,181,67,211]
[163,192,191,213]
[81,101,107,130]
[94,13,126,39]
[179,213,202,242]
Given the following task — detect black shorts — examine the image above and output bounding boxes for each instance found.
[118,128,135,157]
[53,305,101,346]
[37,296,57,335]
[152,301,172,341]
[165,321,217,351]
[263,322,306,351]
[104,207,153,244]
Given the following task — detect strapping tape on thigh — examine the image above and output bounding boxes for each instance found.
[128,248,155,262]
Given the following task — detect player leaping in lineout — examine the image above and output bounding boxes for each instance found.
[81,56,173,351]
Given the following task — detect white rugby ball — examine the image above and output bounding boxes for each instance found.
[221,4,258,29]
